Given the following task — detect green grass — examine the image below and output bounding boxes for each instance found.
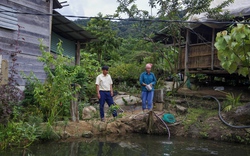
[183,108,217,131]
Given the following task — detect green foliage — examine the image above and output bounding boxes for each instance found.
[215,24,250,80]
[0,121,42,149]
[113,82,140,94]
[32,40,80,125]
[22,81,38,107]
[222,92,242,112]
[40,124,60,141]
[107,105,123,118]
[109,62,142,81]
[154,78,164,89]
[183,108,217,131]
[84,13,122,65]
[78,52,100,99]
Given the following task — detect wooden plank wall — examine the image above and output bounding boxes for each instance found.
[179,43,221,71]
[0,0,51,89]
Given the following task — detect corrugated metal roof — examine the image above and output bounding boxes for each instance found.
[52,10,96,43]
[53,0,63,9]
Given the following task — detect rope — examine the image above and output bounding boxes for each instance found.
[204,96,250,129]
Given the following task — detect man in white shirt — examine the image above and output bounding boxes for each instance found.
[95,66,117,121]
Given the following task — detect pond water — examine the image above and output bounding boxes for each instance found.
[1,134,250,156]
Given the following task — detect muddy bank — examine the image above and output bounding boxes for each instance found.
[54,99,250,144]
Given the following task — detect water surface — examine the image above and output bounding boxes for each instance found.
[1,134,250,156]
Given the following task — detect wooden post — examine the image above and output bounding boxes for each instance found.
[1,60,8,85]
[147,111,154,134]
[75,41,81,66]
[153,89,164,103]
[211,28,215,70]
[70,91,79,122]
[184,29,190,87]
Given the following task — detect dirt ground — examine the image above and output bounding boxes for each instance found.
[178,86,250,101]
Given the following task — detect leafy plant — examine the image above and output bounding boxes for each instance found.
[113,82,140,94]
[215,24,250,81]
[0,121,41,149]
[223,92,242,112]
[31,40,80,125]
[107,104,123,118]
[109,62,142,83]
[154,78,164,89]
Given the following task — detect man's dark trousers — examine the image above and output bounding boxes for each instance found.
[99,91,117,119]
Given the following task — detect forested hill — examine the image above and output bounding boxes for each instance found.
[74,19,157,39]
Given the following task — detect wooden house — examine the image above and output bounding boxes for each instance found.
[180,0,250,77]
[0,0,95,89]
[153,0,250,79]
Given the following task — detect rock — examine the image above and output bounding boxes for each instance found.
[61,131,71,139]
[118,91,126,95]
[82,131,93,138]
[82,106,97,119]
[113,95,141,105]
[231,103,250,125]
[98,122,107,132]
[175,104,187,113]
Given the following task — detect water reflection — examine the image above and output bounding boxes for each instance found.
[1,134,250,156]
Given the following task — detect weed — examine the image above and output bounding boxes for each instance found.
[220,92,242,112]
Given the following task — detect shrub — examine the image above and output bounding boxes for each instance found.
[0,121,41,149]
[31,40,80,125]
[109,63,143,84]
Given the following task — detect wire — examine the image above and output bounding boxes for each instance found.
[1,10,250,24]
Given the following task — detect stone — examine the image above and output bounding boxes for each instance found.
[82,106,97,119]
[82,131,93,138]
[176,104,187,113]
[61,131,71,139]
[98,122,107,132]
[118,91,126,95]
[113,95,141,105]
[231,103,250,125]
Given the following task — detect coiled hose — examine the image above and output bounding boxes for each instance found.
[204,95,250,129]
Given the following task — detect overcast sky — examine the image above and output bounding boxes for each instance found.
[56,0,157,19]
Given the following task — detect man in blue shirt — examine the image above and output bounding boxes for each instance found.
[139,63,157,112]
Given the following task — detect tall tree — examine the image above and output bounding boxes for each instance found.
[84,13,122,65]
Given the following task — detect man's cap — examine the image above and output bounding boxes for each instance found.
[102,66,109,71]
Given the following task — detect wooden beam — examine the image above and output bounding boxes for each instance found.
[75,41,80,66]
[184,29,190,87]
[48,0,53,52]
[211,28,215,70]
